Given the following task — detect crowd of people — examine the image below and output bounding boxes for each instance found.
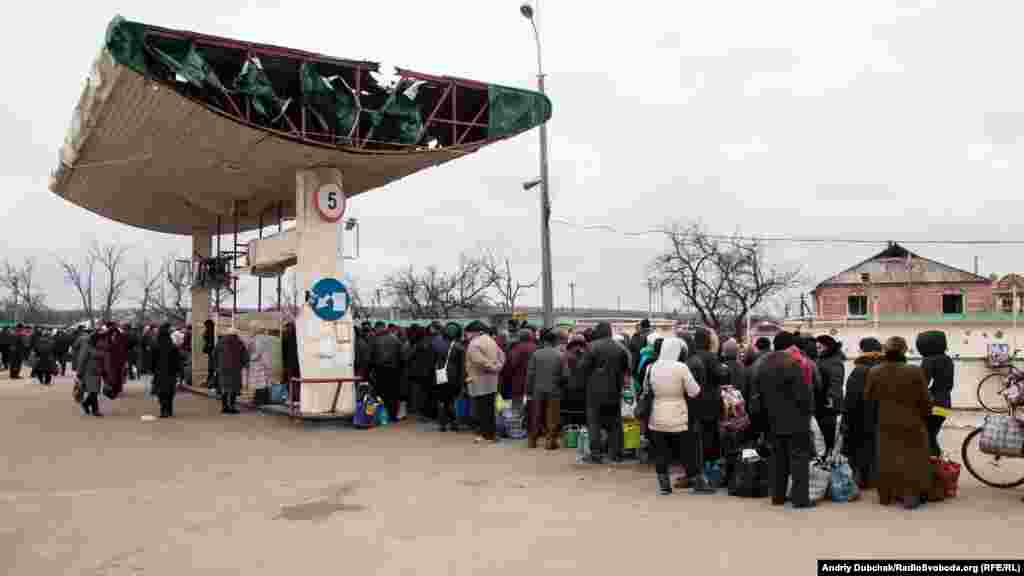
[3,314,955,509]
[350,318,955,510]
[0,320,254,419]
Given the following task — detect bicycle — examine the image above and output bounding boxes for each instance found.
[961,406,1024,488]
[976,349,1024,413]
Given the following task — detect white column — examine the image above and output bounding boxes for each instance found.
[293,167,355,414]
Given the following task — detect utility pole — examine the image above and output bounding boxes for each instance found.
[569,281,576,313]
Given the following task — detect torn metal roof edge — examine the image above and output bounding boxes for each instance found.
[108,16,551,112]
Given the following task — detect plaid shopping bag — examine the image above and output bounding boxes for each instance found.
[789,457,830,502]
[979,415,1024,457]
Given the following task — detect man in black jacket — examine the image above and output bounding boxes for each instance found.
[627,319,651,374]
[815,335,845,456]
[754,331,814,508]
[687,327,725,463]
[371,321,404,419]
[580,322,630,463]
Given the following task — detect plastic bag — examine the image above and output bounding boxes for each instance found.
[576,427,591,463]
[829,420,860,502]
[789,457,830,502]
[621,390,636,420]
[829,459,859,502]
[704,459,724,488]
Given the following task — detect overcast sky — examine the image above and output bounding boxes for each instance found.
[2,0,1023,313]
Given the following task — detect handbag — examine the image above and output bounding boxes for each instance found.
[72,379,83,404]
[634,365,654,420]
[435,343,453,386]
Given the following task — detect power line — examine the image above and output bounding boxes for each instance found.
[549,217,1024,246]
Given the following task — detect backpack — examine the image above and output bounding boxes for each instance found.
[720,385,751,433]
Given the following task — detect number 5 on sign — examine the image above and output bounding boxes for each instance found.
[315,183,346,222]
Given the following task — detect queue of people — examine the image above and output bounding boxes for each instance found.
[350,317,953,511]
[7,314,952,510]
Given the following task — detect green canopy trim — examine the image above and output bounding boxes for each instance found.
[235,60,290,121]
[105,16,148,74]
[101,16,551,148]
[300,62,359,141]
[366,85,424,145]
[487,85,552,139]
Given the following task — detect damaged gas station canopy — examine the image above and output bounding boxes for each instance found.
[50,16,552,236]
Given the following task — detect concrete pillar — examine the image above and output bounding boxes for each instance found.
[191,230,212,386]
[294,167,355,414]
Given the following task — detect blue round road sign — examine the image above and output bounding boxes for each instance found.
[308,278,349,322]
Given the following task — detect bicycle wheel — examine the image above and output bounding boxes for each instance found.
[961,427,1024,488]
[977,372,1010,414]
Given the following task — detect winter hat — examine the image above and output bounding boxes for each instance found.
[816,335,840,355]
[884,336,909,357]
[465,321,487,335]
[721,338,739,359]
[859,337,883,353]
[773,331,795,351]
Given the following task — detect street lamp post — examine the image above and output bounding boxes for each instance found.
[520,2,554,330]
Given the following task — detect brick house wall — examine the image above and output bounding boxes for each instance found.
[814,283,993,320]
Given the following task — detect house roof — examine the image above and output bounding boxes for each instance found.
[994,273,1024,293]
[814,242,989,291]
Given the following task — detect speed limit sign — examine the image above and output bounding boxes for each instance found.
[315,183,345,222]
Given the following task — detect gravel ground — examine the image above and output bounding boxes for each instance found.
[1,374,1022,575]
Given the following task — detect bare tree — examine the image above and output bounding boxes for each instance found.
[151,255,191,324]
[57,251,98,328]
[650,221,802,337]
[135,258,164,325]
[382,253,494,319]
[345,280,369,320]
[91,241,130,322]
[0,257,46,323]
[382,265,434,319]
[483,252,538,312]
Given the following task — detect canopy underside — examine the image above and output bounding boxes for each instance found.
[49,17,552,236]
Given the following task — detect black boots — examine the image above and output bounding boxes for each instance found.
[689,474,716,495]
[657,473,672,496]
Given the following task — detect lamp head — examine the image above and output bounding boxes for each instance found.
[520,3,534,19]
[523,178,542,191]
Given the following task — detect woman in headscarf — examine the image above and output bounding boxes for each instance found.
[152,323,183,418]
[647,337,701,495]
[865,336,931,509]
[841,337,884,489]
[77,332,104,417]
[216,327,250,414]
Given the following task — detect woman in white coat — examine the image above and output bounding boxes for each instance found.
[646,337,701,495]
